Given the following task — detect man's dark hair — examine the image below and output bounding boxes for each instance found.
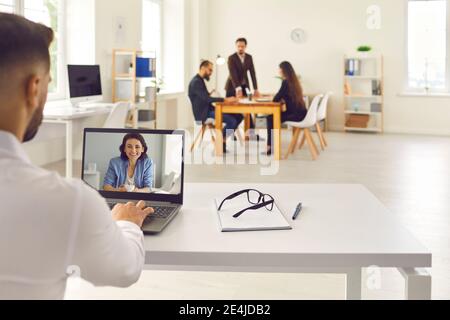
[0,13,54,77]
[236,38,248,45]
[199,60,213,69]
[119,133,149,161]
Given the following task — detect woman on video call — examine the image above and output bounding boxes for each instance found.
[103,133,154,193]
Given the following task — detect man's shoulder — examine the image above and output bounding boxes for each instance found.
[228,53,238,60]
[11,162,93,201]
[189,75,202,88]
[190,74,201,83]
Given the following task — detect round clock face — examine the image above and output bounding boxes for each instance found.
[291,28,307,44]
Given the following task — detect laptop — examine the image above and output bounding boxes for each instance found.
[82,128,185,234]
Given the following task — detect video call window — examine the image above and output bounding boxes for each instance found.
[83,132,183,195]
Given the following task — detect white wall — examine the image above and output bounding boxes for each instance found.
[206,0,450,135]
[66,0,96,65]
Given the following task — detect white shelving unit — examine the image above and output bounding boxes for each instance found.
[343,54,384,133]
[112,49,158,129]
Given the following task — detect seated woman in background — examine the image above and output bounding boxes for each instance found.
[265,61,307,155]
[104,133,154,193]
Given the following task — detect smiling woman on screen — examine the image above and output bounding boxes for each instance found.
[103,133,154,193]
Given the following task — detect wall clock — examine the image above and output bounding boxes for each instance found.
[291,28,307,44]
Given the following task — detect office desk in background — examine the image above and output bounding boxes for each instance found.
[43,104,113,178]
[214,101,283,160]
[144,183,432,300]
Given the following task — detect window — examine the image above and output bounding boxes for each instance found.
[142,0,162,76]
[407,0,449,93]
[0,0,15,13]
[0,0,65,100]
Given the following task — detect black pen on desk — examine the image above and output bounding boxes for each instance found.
[292,203,303,220]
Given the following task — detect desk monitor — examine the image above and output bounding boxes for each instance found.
[68,65,103,107]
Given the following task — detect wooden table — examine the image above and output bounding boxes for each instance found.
[214,101,283,160]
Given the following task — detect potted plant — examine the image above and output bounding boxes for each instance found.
[150,77,165,93]
[357,45,372,57]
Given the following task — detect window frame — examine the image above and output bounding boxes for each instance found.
[1,0,66,100]
[405,0,450,94]
[142,0,163,79]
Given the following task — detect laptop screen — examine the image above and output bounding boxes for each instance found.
[82,129,184,202]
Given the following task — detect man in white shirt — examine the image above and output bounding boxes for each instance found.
[0,13,154,300]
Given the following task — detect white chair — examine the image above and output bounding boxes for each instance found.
[315,92,332,150]
[103,102,131,128]
[190,118,217,152]
[284,94,323,160]
[190,118,244,152]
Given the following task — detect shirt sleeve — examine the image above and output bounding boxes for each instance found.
[70,182,145,288]
[273,80,288,103]
[193,79,224,105]
[103,159,118,188]
[228,56,242,90]
[249,56,258,91]
[142,158,154,189]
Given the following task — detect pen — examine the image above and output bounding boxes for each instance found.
[292,203,303,220]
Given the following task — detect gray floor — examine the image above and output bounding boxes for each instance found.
[44,131,450,299]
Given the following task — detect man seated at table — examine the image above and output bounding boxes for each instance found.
[188,60,243,153]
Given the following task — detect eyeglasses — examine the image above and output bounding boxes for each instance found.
[218,189,275,218]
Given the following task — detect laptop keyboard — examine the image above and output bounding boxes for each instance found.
[108,203,176,220]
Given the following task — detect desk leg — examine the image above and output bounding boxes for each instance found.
[273,108,281,161]
[215,105,223,157]
[65,120,73,178]
[244,114,251,140]
[399,268,432,300]
[346,268,362,300]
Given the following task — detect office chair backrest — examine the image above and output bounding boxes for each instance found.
[302,94,323,127]
[317,92,332,122]
[103,102,130,128]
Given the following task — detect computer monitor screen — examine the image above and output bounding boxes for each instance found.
[68,65,102,98]
[82,130,184,195]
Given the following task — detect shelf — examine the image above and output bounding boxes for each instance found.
[345,111,382,115]
[345,95,382,99]
[345,127,382,133]
[115,77,134,81]
[116,73,133,77]
[345,56,380,61]
[115,51,135,56]
[345,76,381,80]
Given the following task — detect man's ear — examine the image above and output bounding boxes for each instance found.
[24,75,41,114]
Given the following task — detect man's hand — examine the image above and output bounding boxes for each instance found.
[112,201,154,228]
[224,96,238,103]
[236,89,244,99]
[254,90,261,98]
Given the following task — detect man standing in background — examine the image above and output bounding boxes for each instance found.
[225,38,262,140]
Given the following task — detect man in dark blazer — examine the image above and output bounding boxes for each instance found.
[225,38,262,140]
[225,38,260,98]
[188,60,242,153]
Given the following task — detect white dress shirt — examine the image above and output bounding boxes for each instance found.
[0,131,145,300]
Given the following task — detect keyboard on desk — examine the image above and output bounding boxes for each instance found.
[107,203,176,220]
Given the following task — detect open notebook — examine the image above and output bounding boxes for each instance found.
[214,198,292,232]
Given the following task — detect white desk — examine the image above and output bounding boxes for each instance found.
[144,183,432,300]
[43,104,113,178]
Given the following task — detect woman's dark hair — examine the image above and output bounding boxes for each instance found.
[279,61,304,108]
[119,133,148,161]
